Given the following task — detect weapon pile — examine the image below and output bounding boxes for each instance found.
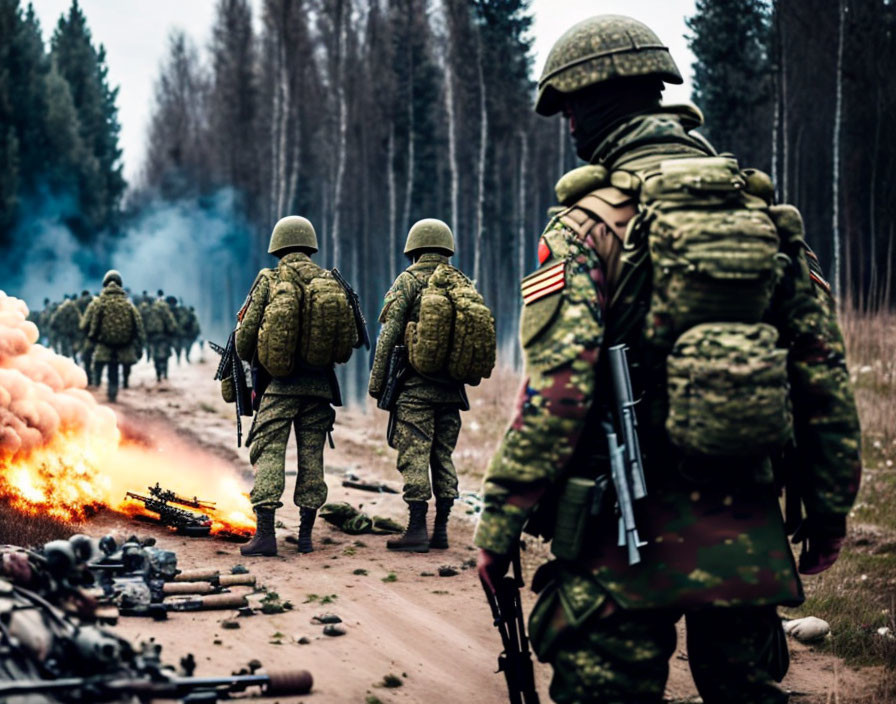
[124,483,215,536]
[87,534,257,620]
[0,535,312,702]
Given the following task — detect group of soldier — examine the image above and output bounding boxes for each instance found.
[223,14,863,704]
[34,284,201,400]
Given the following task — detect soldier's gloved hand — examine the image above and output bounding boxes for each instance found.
[477,548,510,594]
[797,535,844,575]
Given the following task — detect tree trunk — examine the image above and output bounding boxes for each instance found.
[387,126,397,281]
[331,0,348,268]
[831,0,845,300]
[473,28,487,284]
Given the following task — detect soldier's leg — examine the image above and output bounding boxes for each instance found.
[387,397,435,551]
[94,362,105,388]
[107,363,119,402]
[293,401,335,553]
[428,405,461,549]
[686,606,789,704]
[542,605,677,704]
[122,364,131,389]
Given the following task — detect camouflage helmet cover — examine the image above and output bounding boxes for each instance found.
[269,215,318,255]
[102,269,122,287]
[536,14,683,116]
[404,218,455,255]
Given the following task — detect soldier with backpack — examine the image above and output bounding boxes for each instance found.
[49,296,81,359]
[142,290,178,382]
[474,15,862,704]
[370,219,496,553]
[80,270,145,402]
[234,216,363,557]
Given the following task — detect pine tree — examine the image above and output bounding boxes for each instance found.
[686,0,772,165]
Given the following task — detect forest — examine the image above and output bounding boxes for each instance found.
[1,0,895,397]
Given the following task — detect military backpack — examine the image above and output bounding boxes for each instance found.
[405,264,496,385]
[91,294,136,346]
[626,156,794,458]
[257,260,357,377]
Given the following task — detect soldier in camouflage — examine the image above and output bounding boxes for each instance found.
[75,290,96,384]
[80,270,145,402]
[369,219,467,552]
[143,290,178,382]
[475,15,862,704]
[236,216,340,558]
[49,296,81,359]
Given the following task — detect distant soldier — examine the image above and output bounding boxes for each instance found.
[369,219,496,552]
[81,270,145,402]
[170,298,192,363]
[142,290,178,382]
[49,296,81,359]
[475,16,862,704]
[183,305,201,362]
[234,216,360,557]
[75,290,95,383]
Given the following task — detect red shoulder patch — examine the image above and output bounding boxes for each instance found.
[537,238,552,265]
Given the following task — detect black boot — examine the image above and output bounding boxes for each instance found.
[240,507,278,557]
[387,502,429,552]
[430,498,454,550]
[298,507,316,553]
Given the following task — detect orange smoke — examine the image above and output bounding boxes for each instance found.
[0,291,253,536]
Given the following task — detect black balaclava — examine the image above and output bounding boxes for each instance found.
[567,77,665,162]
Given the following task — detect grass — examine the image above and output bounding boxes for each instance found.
[0,504,78,547]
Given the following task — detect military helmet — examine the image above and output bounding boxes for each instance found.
[404,218,455,256]
[102,269,122,287]
[269,215,318,255]
[535,15,682,116]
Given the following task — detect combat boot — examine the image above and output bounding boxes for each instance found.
[386,502,429,552]
[298,507,316,553]
[240,507,278,557]
[429,497,454,550]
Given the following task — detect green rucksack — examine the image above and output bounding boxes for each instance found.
[93,293,135,346]
[405,264,496,385]
[257,261,357,377]
[629,156,794,457]
[141,302,163,336]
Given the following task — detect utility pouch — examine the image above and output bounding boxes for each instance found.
[550,477,595,561]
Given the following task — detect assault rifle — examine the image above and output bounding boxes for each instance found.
[482,545,540,704]
[602,344,647,565]
[0,668,313,701]
[125,484,214,536]
[332,267,370,350]
[378,344,409,412]
[210,332,252,446]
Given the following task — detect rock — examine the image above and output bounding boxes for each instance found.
[221,620,241,630]
[231,564,249,574]
[296,635,312,645]
[323,624,346,637]
[311,613,342,624]
[783,616,831,643]
[438,566,459,577]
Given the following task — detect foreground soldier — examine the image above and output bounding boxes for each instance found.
[475,16,862,704]
[81,270,145,402]
[236,216,353,557]
[370,219,494,552]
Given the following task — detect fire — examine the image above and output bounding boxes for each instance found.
[0,291,254,536]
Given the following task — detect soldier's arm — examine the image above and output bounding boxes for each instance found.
[474,220,607,555]
[770,212,861,539]
[79,301,95,332]
[235,272,270,361]
[132,304,146,347]
[368,273,417,398]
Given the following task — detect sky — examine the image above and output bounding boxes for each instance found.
[31,0,697,183]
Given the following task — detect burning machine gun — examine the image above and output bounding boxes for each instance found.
[125,483,214,536]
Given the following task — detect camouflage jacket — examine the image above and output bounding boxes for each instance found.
[236,252,334,401]
[80,284,146,363]
[49,299,82,337]
[473,106,862,610]
[369,253,466,404]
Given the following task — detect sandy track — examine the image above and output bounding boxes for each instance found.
[84,356,881,703]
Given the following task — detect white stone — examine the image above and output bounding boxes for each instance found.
[783,616,831,643]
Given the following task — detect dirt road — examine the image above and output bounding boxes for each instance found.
[86,355,881,703]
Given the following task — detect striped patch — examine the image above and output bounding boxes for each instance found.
[522,262,565,305]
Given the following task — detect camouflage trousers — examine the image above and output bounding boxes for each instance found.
[247,394,335,511]
[392,396,461,503]
[149,340,171,380]
[529,573,789,704]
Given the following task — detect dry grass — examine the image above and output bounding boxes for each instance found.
[0,502,77,547]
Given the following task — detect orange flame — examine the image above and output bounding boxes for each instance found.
[0,291,254,537]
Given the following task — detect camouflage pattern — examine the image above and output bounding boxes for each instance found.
[404,218,455,255]
[145,299,178,380]
[528,567,788,703]
[535,15,683,116]
[80,284,145,366]
[49,298,82,357]
[75,290,93,314]
[393,395,461,503]
[247,393,335,510]
[475,105,861,617]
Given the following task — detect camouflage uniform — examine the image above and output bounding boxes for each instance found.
[144,299,178,381]
[39,299,59,350]
[81,283,145,401]
[76,292,96,384]
[474,107,862,703]
[184,307,201,362]
[369,253,466,504]
[49,298,81,358]
[237,253,339,511]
